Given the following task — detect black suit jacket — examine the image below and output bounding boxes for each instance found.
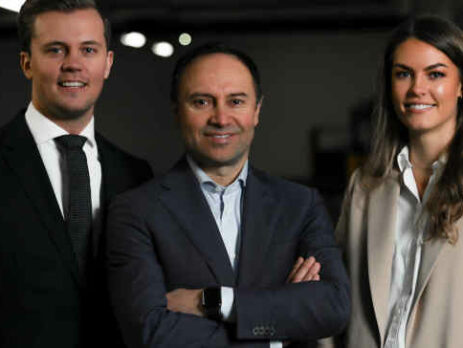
[107,158,350,347]
[0,112,152,348]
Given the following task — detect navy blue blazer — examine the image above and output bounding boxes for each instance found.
[107,158,350,347]
[0,112,152,348]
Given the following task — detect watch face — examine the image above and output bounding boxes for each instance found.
[203,287,222,320]
[204,287,221,308]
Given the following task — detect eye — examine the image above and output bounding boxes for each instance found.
[47,46,63,54]
[230,99,244,106]
[191,98,210,108]
[429,71,445,80]
[83,46,97,54]
[394,70,410,79]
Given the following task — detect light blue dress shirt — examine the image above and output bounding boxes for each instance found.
[187,156,282,348]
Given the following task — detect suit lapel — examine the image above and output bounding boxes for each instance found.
[1,114,79,283]
[367,173,400,343]
[410,222,451,315]
[96,135,119,208]
[158,159,236,286]
[94,135,116,256]
[237,169,278,286]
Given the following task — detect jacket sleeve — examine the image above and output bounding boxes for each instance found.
[316,169,361,347]
[234,190,351,342]
[106,193,268,348]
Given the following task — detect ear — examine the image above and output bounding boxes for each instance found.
[20,51,33,80]
[253,97,263,126]
[104,50,114,79]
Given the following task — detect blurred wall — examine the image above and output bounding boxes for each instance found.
[0,28,390,179]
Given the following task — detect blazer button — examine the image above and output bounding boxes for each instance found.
[270,327,276,336]
[252,327,259,336]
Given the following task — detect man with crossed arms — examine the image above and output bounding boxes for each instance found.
[107,43,349,347]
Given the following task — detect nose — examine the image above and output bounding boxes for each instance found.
[408,74,427,96]
[209,103,229,127]
[61,49,82,72]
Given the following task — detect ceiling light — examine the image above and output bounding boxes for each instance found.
[178,33,192,46]
[0,0,25,12]
[120,32,146,48]
[152,42,174,58]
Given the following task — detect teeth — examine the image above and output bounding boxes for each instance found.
[60,81,85,87]
[212,134,230,138]
[407,104,433,110]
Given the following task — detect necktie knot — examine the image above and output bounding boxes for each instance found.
[55,134,87,150]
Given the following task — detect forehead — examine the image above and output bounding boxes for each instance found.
[32,8,105,45]
[393,38,455,68]
[179,53,255,96]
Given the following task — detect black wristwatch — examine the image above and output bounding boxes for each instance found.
[202,287,222,321]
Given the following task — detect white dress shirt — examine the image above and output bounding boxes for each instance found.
[188,156,281,348]
[25,102,102,232]
[384,146,444,348]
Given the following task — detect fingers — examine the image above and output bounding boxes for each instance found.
[301,260,321,282]
[292,256,316,283]
[286,256,304,283]
[287,256,321,283]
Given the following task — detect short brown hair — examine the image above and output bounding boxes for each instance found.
[18,0,111,53]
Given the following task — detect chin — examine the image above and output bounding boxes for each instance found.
[52,104,93,120]
[193,151,244,168]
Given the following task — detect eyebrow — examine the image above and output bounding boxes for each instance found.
[43,41,65,47]
[393,63,449,70]
[229,93,249,98]
[81,40,103,47]
[43,40,102,47]
[188,93,214,99]
[188,92,249,99]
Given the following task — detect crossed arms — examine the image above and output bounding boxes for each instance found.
[166,256,322,317]
[106,189,350,347]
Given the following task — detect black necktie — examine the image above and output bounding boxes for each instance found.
[55,135,92,275]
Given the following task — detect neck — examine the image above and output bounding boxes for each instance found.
[50,116,92,135]
[32,101,93,135]
[201,159,247,187]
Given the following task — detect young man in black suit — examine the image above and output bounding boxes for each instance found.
[107,43,350,347]
[0,1,152,347]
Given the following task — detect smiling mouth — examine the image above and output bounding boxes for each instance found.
[404,103,436,110]
[58,81,87,88]
[204,132,234,139]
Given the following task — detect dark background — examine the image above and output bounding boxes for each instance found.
[1,0,462,217]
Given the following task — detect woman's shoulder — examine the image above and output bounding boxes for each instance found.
[344,167,400,207]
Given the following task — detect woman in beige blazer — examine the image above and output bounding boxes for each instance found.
[331,16,463,348]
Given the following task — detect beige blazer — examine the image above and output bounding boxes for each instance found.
[321,169,463,348]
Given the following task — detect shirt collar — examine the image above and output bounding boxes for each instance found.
[24,102,97,148]
[186,155,248,192]
[396,145,447,174]
[397,146,412,173]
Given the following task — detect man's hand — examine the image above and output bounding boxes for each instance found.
[286,256,321,283]
[166,288,205,317]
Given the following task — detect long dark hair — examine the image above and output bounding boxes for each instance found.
[363,16,463,244]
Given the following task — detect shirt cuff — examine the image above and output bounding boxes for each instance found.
[220,286,235,321]
[270,341,283,348]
